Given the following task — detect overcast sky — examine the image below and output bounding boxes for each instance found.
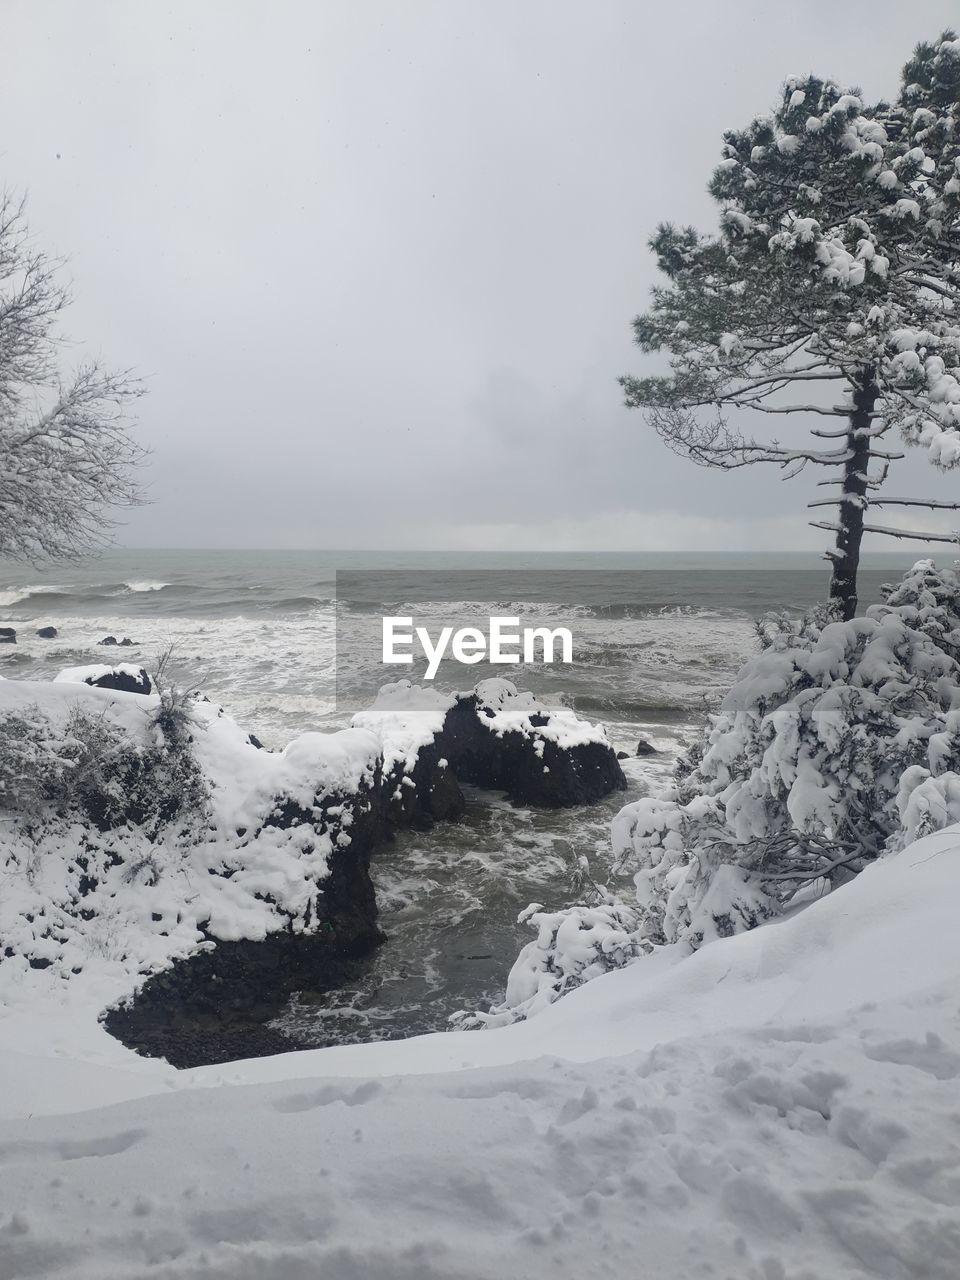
[4,0,960,551]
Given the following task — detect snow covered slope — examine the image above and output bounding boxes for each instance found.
[1,828,959,1277]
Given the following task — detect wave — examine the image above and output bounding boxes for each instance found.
[0,585,70,607]
[336,597,736,621]
[123,581,170,593]
[565,693,702,723]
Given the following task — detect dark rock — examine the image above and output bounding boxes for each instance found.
[636,738,657,756]
[104,768,395,1068]
[36,626,58,639]
[119,638,137,647]
[436,693,626,808]
[98,635,118,646]
[98,635,138,647]
[84,668,152,696]
[0,627,16,644]
[247,733,264,750]
[617,751,629,760]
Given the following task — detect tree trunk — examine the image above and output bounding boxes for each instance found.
[827,378,878,621]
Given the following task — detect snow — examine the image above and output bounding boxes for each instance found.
[354,677,613,759]
[351,677,454,771]
[2,826,960,1277]
[470,676,611,750]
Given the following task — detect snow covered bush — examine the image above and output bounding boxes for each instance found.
[613,564,960,949]
[0,697,208,838]
[870,558,960,660]
[0,703,81,814]
[452,898,646,1030]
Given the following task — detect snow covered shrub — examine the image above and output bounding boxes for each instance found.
[613,582,960,949]
[868,559,960,661]
[452,898,646,1029]
[893,764,960,849]
[0,704,79,814]
[0,700,208,838]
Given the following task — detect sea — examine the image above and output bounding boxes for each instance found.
[0,548,932,1047]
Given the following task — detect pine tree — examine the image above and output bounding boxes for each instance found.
[621,32,960,619]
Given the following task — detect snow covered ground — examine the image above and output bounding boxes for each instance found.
[2,825,959,1278]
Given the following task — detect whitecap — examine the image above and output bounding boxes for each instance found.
[0,585,68,607]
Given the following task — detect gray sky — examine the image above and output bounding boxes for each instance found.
[4,0,960,551]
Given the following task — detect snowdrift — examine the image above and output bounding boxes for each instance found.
[1,825,959,1279]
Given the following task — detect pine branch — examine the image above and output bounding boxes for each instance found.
[861,522,960,543]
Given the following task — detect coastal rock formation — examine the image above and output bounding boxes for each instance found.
[440,685,626,807]
[357,678,627,810]
[55,664,153,695]
[0,627,15,644]
[35,626,57,639]
[1,675,622,1067]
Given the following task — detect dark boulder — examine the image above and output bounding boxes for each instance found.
[104,765,395,1068]
[98,635,138,647]
[436,691,626,808]
[36,626,58,639]
[636,738,657,756]
[0,627,16,644]
[85,667,152,695]
[617,750,629,760]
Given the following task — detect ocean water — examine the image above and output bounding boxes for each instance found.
[0,548,928,1046]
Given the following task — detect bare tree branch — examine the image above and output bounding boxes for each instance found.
[0,194,146,561]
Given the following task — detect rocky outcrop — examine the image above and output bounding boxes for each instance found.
[4,676,619,1068]
[54,665,153,695]
[88,667,152,695]
[0,628,15,644]
[36,626,57,639]
[104,742,466,1067]
[437,691,626,807]
[104,770,391,1067]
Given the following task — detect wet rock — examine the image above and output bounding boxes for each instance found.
[0,627,16,644]
[437,692,626,808]
[104,770,394,1068]
[617,750,629,760]
[85,667,152,696]
[636,738,657,756]
[36,626,58,639]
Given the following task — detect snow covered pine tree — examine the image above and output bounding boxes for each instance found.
[621,32,960,619]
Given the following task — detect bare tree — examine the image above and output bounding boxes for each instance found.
[0,194,144,560]
[620,33,960,619]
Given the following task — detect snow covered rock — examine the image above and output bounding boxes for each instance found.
[356,678,626,808]
[55,663,153,695]
[0,680,394,1066]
